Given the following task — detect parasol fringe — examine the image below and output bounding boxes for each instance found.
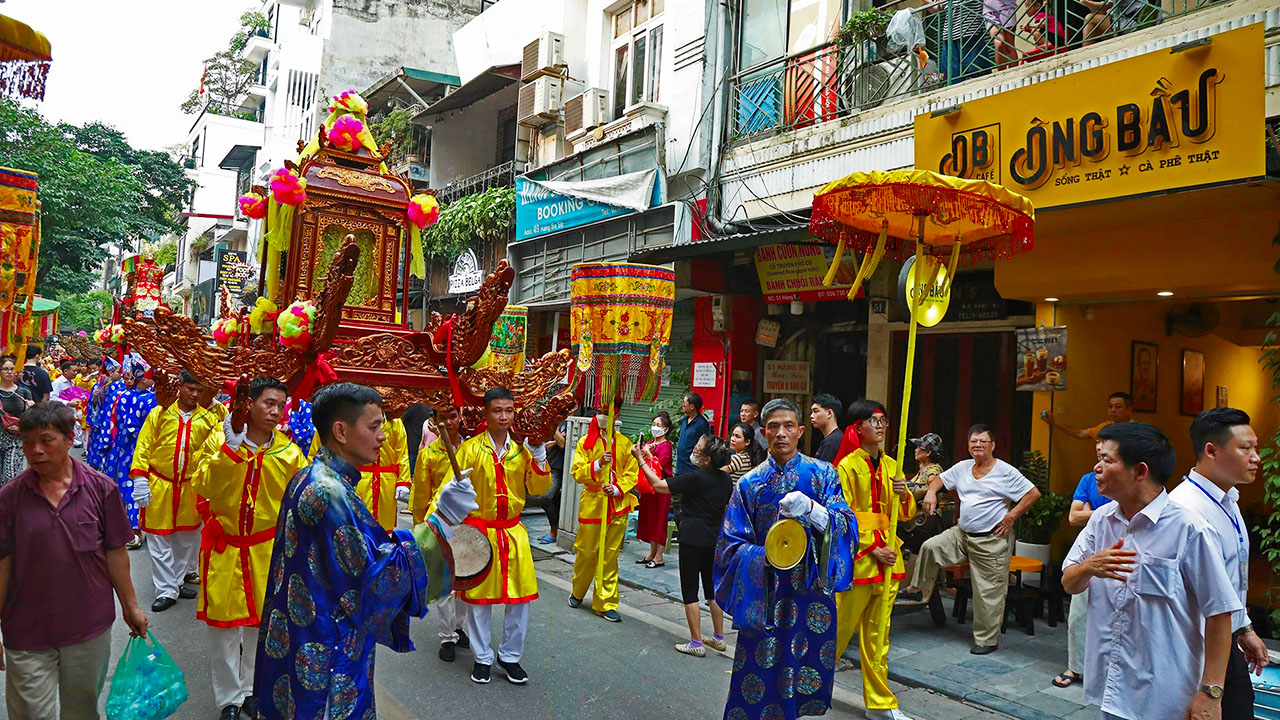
[846,222,888,301]
[0,59,48,101]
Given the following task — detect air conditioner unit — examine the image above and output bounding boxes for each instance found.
[517,75,563,126]
[521,32,566,82]
[563,88,609,137]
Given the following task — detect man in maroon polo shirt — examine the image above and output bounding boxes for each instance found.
[0,403,148,719]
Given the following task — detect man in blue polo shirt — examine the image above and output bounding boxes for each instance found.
[675,392,710,475]
[1052,470,1113,688]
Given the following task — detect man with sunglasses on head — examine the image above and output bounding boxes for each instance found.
[896,423,1040,655]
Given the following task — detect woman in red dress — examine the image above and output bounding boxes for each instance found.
[635,411,674,568]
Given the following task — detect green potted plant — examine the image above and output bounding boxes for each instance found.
[1014,450,1072,584]
[836,9,894,59]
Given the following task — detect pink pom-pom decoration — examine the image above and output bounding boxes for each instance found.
[212,317,240,348]
[277,300,317,351]
[238,192,268,219]
[108,325,125,343]
[329,90,369,116]
[269,168,307,206]
[327,115,364,152]
[77,330,88,336]
[407,194,440,230]
[92,329,104,344]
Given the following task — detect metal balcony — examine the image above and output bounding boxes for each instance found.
[435,160,521,205]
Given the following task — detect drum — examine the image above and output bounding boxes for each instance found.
[449,523,493,591]
[764,518,809,570]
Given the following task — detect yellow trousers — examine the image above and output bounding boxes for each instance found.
[835,582,899,710]
[571,517,627,612]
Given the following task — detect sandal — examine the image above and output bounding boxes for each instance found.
[1052,671,1082,688]
[645,560,665,568]
[635,558,653,564]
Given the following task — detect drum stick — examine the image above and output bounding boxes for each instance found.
[432,417,465,479]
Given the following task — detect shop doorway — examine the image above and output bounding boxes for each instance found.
[891,331,1032,469]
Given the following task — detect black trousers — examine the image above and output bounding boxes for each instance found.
[1223,641,1255,720]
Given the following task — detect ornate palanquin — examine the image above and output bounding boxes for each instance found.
[120,91,574,439]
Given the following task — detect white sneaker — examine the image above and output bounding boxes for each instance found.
[866,709,914,720]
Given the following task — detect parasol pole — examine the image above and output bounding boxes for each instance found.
[596,372,618,602]
[878,223,929,647]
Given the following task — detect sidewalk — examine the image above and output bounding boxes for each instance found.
[525,512,1092,720]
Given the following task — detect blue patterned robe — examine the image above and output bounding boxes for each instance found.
[254,448,454,720]
[109,387,155,528]
[714,453,857,720]
[283,400,316,455]
[85,380,124,472]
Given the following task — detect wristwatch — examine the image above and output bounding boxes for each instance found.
[1199,684,1224,699]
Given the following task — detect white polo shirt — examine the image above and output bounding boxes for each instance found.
[1063,490,1240,720]
[1169,468,1252,632]
[939,458,1034,534]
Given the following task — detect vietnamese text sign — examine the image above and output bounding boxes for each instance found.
[216,249,249,297]
[914,23,1263,209]
[764,360,813,396]
[754,243,859,304]
[692,362,717,388]
[1015,326,1067,392]
[515,175,661,241]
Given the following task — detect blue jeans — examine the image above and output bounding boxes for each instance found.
[940,36,993,83]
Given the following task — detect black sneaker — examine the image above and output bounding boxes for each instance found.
[456,629,470,649]
[219,706,241,720]
[596,609,621,623]
[178,586,197,600]
[567,595,583,609]
[970,644,998,655]
[241,695,259,720]
[497,659,529,684]
[184,572,200,585]
[150,597,176,612]
[470,662,491,684]
[439,642,456,662]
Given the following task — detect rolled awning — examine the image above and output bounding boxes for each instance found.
[0,14,52,100]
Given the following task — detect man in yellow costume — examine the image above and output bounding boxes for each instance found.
[130,370,221,614]
[412,404,471,661]
[834,399,916,720]
[355,417,410,530]
[568,402,638,623]
[192,377,309,720]
[432,387,550,686]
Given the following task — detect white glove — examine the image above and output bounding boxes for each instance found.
[779,490,813,519]
[395,486,410,502]
[132,477,151,509]
[435,469,477,525]
[807,500,830,532]
[525,440,547,463]
[223,414,247,451]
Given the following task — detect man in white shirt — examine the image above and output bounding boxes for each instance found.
[1169,408,1268,719]
[1063,422,1239,720]
[898,423,1041,654]
[49,360,73,403]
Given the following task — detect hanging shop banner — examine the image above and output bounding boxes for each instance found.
[1015,326,1067,391]
[754,243,859,304]
[764,360,812,396]
[191,279,217,327]
[216,249,250,297]
[515,169,662,241]
[914,23,1263,209]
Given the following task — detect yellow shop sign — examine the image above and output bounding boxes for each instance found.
[914,23,1263,209]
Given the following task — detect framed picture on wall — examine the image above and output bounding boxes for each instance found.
[1181,350,1205,416]
[1130,341,1158,412]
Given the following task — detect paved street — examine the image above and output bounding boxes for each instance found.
[11,496,1015,720]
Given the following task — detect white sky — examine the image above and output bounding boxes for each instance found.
[5,0,250,151]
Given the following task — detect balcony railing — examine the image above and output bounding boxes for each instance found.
[436,161,520,205]
[730,0,1212,142]
[189,101,265,133]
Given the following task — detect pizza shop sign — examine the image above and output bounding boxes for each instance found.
[914,23,1262,209]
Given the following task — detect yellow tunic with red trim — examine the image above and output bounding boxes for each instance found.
[835,448,917,584]
[431,433,550,604]
[192,429,309,628]
[131,403,221,534]
[411,437,453,525]
[569,430,639,526]
[354,418,409,531]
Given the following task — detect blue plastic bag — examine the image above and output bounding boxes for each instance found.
[105,631,188,720]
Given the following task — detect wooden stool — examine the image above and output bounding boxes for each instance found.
[944,557,1045,635]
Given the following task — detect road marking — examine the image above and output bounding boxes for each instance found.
[536,566,866,715]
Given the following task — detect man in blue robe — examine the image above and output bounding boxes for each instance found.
[85,358,122,471]
[715,397,857,720]
[109,359,156,533]
[254,384,478,720]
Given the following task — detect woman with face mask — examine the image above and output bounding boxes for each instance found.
[633,411,674,568]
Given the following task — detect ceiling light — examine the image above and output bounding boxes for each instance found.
[1157,291,1174,297]
[1044,297,1059,302]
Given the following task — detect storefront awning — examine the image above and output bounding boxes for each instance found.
[414,64,520,122]
[630,224,814,264]
[996,177,1280,303]
[362,66,459,116]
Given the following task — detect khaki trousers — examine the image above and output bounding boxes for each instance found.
[4,628,111,720]
[911,525,1012,647]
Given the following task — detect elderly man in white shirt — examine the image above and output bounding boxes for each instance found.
[1064,422,1239,720]
[1170,408,1268,719]
[898,423,1041,655]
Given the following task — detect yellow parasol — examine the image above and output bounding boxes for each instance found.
[809,168,1034,640]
